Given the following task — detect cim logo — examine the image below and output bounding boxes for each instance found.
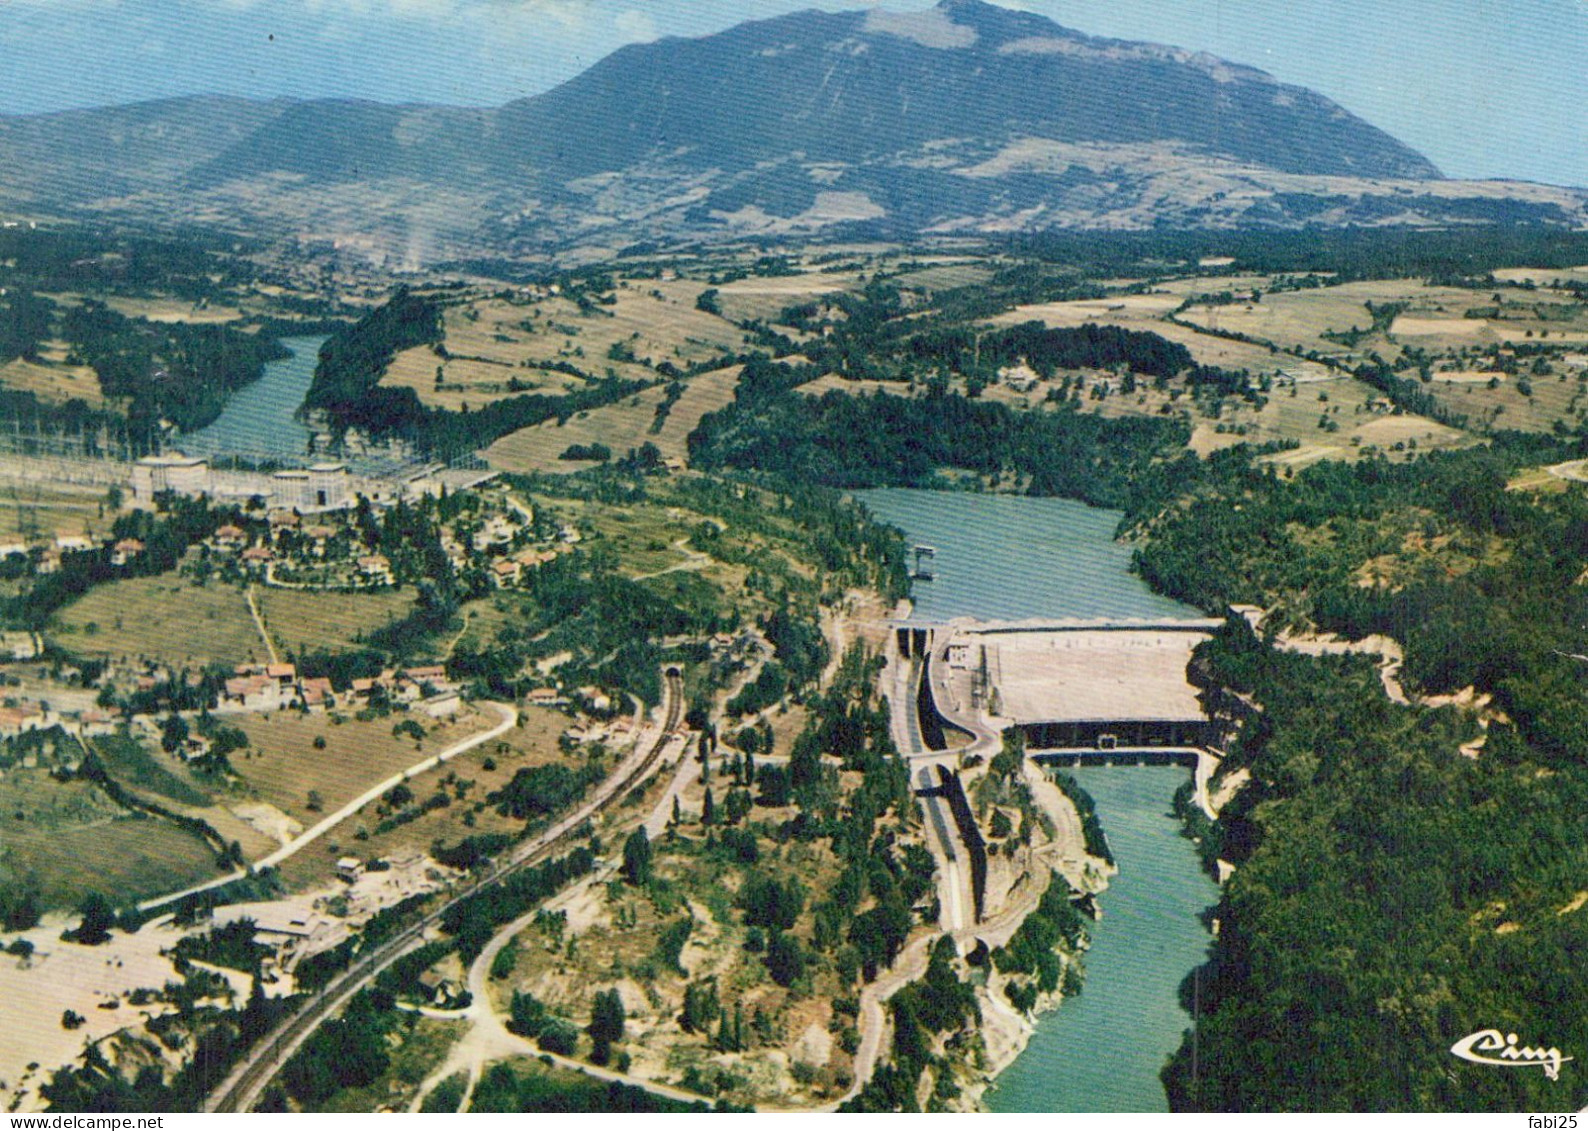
[1451,1029,1574,1081]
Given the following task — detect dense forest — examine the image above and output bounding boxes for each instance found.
[1131,434,1588,1111]
[904,321,1193,382]
[1006,226,1588,283]
[0,226,347,446]
[688,356,1194,512]
[301,288,444,438]
[0,225,258,298]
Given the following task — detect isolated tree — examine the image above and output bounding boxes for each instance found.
[160,712,189,754]
[765,931,805,988]
[621,827,651,887]
[69,893,116,946]
[588,988,626,1066]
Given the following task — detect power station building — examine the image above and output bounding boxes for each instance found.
[129,454,356,512]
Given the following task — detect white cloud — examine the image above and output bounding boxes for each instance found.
[614,7,655,42]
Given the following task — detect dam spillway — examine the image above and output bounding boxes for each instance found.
[906,616,1225,754]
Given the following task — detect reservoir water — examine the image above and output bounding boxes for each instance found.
[857,489,1188,624]
[857,488,1219,1112]
[180,336,325,462]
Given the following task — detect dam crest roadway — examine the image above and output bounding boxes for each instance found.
[889,612,1230,932]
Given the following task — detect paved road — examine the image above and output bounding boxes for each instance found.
[138,702,519,913]
[409,866,708,1113]
[206,675,683,1113]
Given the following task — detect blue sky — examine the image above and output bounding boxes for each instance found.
[3,0,1585,187]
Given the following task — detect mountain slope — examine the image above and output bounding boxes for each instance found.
[491,0,1438,182]
[0,0,1580,260]
[0,95,291,204]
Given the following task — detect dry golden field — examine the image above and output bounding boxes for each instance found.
[1177,280,1487,356]
[0,484,111,542]
[0,354,105,406]
[484,364,741,474]
[1494,266,1588,288]
[100,296,246,325]
[711,271,857,325]
[381,282,749,412]
[275,708,573,889]
[228,707,492,829]
[51,576,266,667]
[1425,369,1588,434]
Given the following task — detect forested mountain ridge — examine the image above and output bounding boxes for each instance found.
[1133,440,1588,1112]
[1,0,1584,261]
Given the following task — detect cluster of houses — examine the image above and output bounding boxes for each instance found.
[0,699,117,743]
[203,495,570,592]
[202,516,395,588]
[0,532,149,577]
[220,660,459,716]
[207,849,449,983]
[486,543,573,588]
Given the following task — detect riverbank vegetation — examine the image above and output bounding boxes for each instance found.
[20,228,1588,1114]
[1149,438,1588,1112]
[0,225,354,453]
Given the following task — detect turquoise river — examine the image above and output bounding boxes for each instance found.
[858,488,1221,1113]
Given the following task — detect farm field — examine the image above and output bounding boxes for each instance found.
[711,270,857,325]
[1423,369,1588,434]
[253,586,415,655]
[484,365,741,474]
[888,260,996,292]
[99,296,247,325]
[0,482,112,542]
[275,705,575,890]
[0,354,105,407]
[1176,280,1485,356]
[1494,265,1588,288]
[0,764,221,909]
[382,281,749,412]
[51,576,416,668]
[227,706,495,833]
[51,576,265,668]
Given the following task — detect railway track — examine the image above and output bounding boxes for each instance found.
[206,672,685,1113]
